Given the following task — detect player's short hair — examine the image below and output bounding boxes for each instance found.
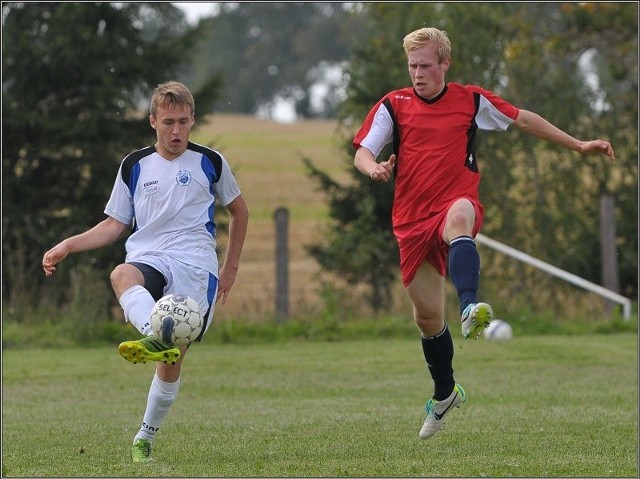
[150,81,195,117]
[403,27,451,63]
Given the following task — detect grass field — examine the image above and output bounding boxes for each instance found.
[2,333,637,477]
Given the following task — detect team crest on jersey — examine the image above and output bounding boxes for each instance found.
[176,170,192,186]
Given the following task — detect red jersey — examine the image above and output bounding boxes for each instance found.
[353,82,520,227]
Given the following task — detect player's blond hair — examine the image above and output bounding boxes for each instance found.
[403,27,451,63]
[150,81,195,117]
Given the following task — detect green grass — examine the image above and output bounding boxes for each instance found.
[2,333,637,477]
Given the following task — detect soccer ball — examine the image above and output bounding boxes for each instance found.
[483,319,513,341]
[150,294,203,346]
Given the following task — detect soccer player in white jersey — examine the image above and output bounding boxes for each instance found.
[42,81,249,462]
[353,27,614,440]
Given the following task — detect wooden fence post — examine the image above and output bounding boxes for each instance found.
[599,193,619,315]
[274,207,289,321]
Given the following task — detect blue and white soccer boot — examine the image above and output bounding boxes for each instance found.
[461,302,494,340]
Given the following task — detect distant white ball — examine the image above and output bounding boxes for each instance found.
[150,294,203,346]
[483,319,513,341]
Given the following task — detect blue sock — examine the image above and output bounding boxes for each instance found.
[448,236,480,314]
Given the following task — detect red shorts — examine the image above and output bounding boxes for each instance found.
[394,198,484,287]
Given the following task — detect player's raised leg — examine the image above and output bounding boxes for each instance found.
[113,269,181,365]
[444,200,494,340]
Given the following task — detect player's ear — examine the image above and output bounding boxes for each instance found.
[149,115,157,130]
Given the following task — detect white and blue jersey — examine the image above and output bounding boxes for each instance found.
[104,141,241,277]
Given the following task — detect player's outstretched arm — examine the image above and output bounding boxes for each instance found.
[42,216,128,276]
[513,109,615,160]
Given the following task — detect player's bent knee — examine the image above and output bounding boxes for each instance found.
[110,264,144,294]
[414,315,444,337]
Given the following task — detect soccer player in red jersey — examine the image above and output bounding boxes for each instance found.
[353,27,615,439]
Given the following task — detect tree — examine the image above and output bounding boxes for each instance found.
[557,2,638,298]
[187,2,366,118]
[476,2,638,300]
[1,2,215,306]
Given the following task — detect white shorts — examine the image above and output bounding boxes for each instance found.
[129,253,218,337]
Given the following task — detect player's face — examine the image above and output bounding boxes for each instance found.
[150,105,195,160]
[407,42,450,100]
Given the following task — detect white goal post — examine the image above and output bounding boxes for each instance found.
[475,234,632,321]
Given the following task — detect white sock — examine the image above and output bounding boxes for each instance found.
[134,373,181,443]
[120,285,155,336]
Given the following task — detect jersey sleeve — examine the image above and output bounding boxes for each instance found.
[352,98,394,158]
[214,156,242,207]
[104,162,134,225]
[468,85,520,131]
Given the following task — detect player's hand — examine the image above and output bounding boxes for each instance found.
[42,244,69,276]
[216,266,237,304]
[580,140,615,161]
[216,285,230,304]
[370,154,396,182]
